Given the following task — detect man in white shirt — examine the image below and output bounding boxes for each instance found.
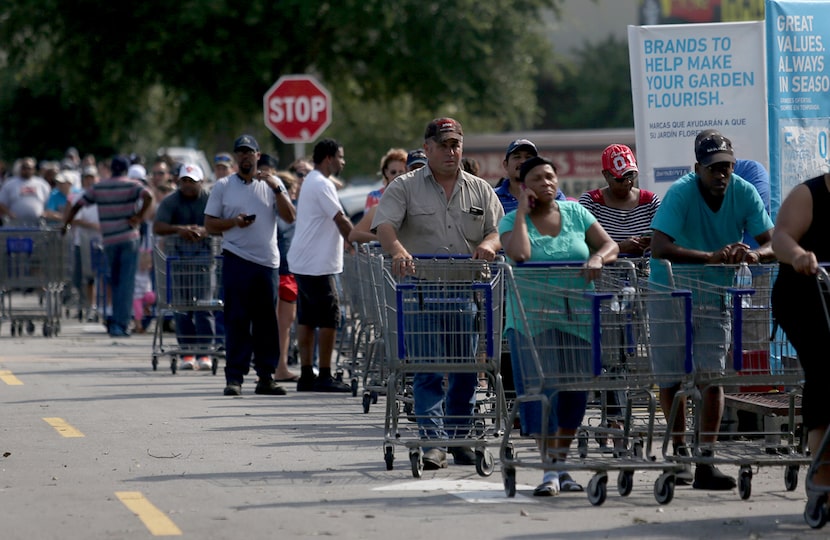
[0,156,51,224]
[287,139,354,392]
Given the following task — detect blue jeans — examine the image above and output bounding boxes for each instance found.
[222,251,279,384]
[104,238,139,333]
[404,295,478,443]
[506,328,589,437]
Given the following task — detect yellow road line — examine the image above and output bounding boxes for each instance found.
[0,369,23,385]
[115,492,182,536]
[42,417,85,438]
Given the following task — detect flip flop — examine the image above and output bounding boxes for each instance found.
[558,473,584,492]
[533,480,560,497]
[275,375,300,382]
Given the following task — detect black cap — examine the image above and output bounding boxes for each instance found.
[695,134,736,167]
[110,156,130,177]
[257,153,279,170]
[505,138,538,160]
[424,117,463,142]
[233,134,260,152]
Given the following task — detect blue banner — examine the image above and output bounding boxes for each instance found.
[766,0,830,219]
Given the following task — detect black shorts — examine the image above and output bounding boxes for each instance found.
[295,273,340,328]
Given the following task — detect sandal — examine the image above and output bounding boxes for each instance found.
[558,473,583,492]
[533,480,559,497]
[275,374,300,382]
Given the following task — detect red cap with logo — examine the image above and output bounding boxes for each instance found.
[601,144,638,179]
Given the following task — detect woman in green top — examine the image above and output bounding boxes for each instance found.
[499,156,618,496]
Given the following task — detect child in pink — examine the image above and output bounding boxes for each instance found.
[133,249,156,334]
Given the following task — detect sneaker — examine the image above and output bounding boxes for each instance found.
[674,445,693,486]
[312,376,351,393]
[533,479,560,497]
[297,374,317,392]
[223,383,242,396]
[197,356,212,370]
[449,446,477,466]
[179,356,196,370]
[693,463,736,490]
[558,472,584,492]
[255,379,287,396]
[422,448,448,470]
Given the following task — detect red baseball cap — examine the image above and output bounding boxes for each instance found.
[601,144,638,179]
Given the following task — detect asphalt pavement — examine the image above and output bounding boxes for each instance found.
[0,313,826,540]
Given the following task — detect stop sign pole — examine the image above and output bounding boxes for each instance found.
[263,74,332,159]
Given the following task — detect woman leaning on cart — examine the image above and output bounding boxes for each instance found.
[771,171,830,521]
[499,156,619,496]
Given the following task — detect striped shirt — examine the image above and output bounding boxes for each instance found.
[577,188,660,243]
[80,176,151,246]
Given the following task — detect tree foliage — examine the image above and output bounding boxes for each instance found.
[536,35,633,130]
[0,0,563,176]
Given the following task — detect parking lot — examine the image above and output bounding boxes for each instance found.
[0,316,826,539]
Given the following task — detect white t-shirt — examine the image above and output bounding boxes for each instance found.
[204,174,281,268]
[0,176,51,221]
[287,169,345,276]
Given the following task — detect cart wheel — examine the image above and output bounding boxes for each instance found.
[152,355,158,371]
[211,358,218,375]
[587,474,608,506]
[410,451,423,479]
[503,466,517,497]
[362,393,371,414]
[504,443,515,462]
[617,470,634,497]
[654,473,675,505]
[43,324,51,337]
[738,466,752,500]
[350,378,358,397]
[785,465,799,491]
[475,449,494,477]
[384,445,394,471]
[577,431,589,459]
[805,492,829,529]
[54,320,60,336]
[171,358,177,374]
[26,321,34,335]
[371,391,378,404]
[10,322,15,337]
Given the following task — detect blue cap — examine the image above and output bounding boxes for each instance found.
[505,138,538,160]
[233,134,260,152]
[406,149,427,168]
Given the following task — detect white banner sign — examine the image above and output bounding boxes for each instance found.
[628,21,768,199]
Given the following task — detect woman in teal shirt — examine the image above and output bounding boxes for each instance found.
[499,156,618,496]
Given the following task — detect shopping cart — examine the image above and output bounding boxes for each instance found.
[0,226,65,337]
[659,262,809,501]
[344,243,389,412]
[801,266,830,528]
[151,236,224,374]
[499,260,693,505]
[380,255,507,478]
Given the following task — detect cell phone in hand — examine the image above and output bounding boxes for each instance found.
[243,214,256,223]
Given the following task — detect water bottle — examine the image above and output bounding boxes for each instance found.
[734,262,752,308]
[620,280,636,311]
[610,294,620,313]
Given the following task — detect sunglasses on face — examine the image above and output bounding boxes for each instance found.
[706,163,733,176]
[613,172,638,183]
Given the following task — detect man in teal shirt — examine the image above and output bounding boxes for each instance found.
[649,132,774,490]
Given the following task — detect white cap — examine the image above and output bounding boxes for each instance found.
[127,164,147,180]
[178,163,204,182]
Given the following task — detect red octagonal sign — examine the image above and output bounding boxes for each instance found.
[263,75,332,143]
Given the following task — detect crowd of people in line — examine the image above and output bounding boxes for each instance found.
[2,116,827,507]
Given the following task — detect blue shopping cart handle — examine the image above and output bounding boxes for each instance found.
[409,254,473,260]
[514,260,587,268]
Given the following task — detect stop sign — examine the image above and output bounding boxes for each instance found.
[263,75,332,143]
